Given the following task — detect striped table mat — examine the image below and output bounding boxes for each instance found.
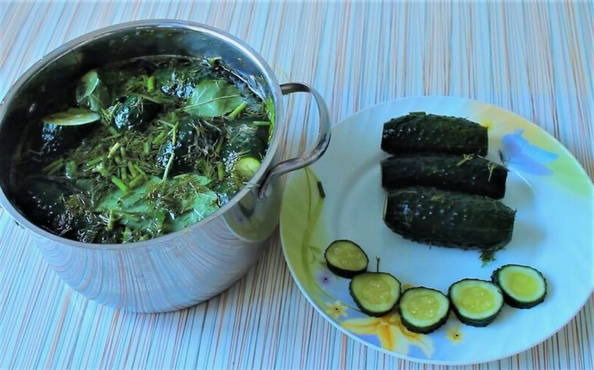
[0,1,592,369]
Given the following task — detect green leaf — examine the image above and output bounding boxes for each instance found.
[75,70,110,112]
[153,65,206,99]
[170,191,219,231]
[96,177,160,214]
[183,79,243,117]
[42,108,100,126]
[95,174,217,234]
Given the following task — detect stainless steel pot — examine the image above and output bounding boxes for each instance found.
[0,20,330,312]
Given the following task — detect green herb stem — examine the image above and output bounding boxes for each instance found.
[487,162,496,182]
[127,162,138,177]
[217,162,225,181]
[129,174,146,189]
[108,142,121,158]
[106,210,115,231]
[130,93,172,105]
[161,152,175,182]
[122,227,132,241]
[133,164,146,177]
[228,102,247,119]
[65,161,78,178]
[42,158,64,175]
[120,167,128,181]
[147,75,155,92]
[172,122,179,146]
[456,154,474,166]
[94,163,109,177]
[102,134,121,142]
[159,120,175,128]
[152,131,167,145]
[214,137,225,155]
[86,156,104,168]
[252,121,271,126]
[111,176,129,193]
[143,142,150,155]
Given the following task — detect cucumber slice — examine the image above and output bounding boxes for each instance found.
[492,264,547,308]
[42,108,100,126]
[324,240,369,278]
[350,272,401,316]
[398,287,450,334]
[449,279,504,327]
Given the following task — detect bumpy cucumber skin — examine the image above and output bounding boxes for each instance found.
[384,187,515,251]
[381,154,507,199]
[349,273,401,317]
[381,112,488,156]
[491,264,547,309]
[397,287,450,334]
[448,279,504,327]
[324,240,369,279]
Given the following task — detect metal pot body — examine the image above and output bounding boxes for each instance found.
[0,20,330,312]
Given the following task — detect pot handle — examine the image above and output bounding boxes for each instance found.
[258,82,331,198]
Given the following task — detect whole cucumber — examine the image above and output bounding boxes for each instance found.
[381,154,507,199]
[384,187,515,250]
[381,112,488,155]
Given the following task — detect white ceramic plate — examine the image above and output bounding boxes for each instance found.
[279,96,593,365]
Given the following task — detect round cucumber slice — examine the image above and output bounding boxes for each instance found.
[449,279,503,327]
[492,264,547,308]
[350,272,401,316]
[325,240,368,278]
[398,287,450,334]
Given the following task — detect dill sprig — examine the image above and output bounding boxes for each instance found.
[456,154,474,166]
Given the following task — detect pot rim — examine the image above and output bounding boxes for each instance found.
[0,19,285,250]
